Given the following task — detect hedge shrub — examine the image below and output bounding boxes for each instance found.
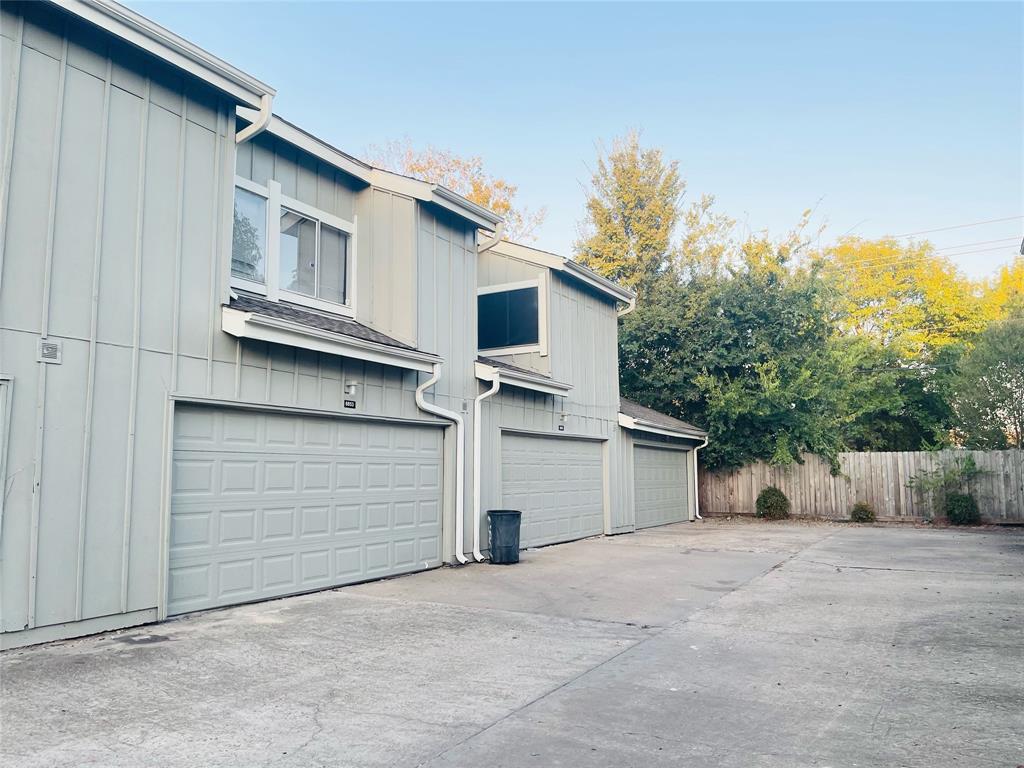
[756,486,791,520]
[945,492,980,526]
[850,501,876,523]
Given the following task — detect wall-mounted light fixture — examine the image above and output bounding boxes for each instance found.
[559,411,569,423]
[344,380,360,396]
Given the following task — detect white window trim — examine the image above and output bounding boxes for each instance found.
[477,274,549,357]
[230,176,357,318]
[231,177,271,296]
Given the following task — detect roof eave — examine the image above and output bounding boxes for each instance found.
[475,360,572,397]
[49,0,273,108]
[487,241,635,305]
[223,306,441,373]
[618,412,707,441]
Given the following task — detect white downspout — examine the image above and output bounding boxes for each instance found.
[236,93,272,145]
[617,296,637,318]
[416,364,468,565]
[693,435,709,520]
[472,374,501,561]
[477,222,505,253]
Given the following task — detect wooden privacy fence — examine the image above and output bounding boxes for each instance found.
[699,450,1024,523]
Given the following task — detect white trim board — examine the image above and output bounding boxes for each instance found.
[48,0,272,107]
[618,412,706,441]
[222,306,440,373]
[475,360,571,397]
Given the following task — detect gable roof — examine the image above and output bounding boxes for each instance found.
[619,398,707,439]
[486,240,635,305]
[48,0,273,107]
[238,112,504,230]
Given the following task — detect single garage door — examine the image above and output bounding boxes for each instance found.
[634,445,690,529]
[168,405,443,615]
[501,433,604,548]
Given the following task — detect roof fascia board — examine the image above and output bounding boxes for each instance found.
[489,241,634,304]
[368,169,502,228]
[49,0,273,107]
[230,116,501,228]
[475,360,572,397]
[223,307,440,373]
[431,185,503,227]
[618,412,706,440]
[244,112,373,184]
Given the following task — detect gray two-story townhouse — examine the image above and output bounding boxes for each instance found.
[472,240,708,557]
[0,0,706,649]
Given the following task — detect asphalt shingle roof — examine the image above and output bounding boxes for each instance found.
[476,355,550,378]
[620,397,707,436]
[228,293,416,351]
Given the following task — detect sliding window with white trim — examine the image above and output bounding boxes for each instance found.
[230,177,357,316]
[477,274,549,357]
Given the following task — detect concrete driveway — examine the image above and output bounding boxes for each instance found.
[2,520,1022,767]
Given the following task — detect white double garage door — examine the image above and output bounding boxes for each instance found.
[168,405,443,615]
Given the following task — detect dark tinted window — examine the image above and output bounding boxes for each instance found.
[478,286,539,350]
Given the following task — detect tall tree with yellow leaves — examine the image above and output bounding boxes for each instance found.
[574,131,684,296]
[818,237,986,357]
[366,140,546,242]
[982,256,1024,320]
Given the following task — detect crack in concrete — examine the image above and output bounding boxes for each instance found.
[798,559,1021,578]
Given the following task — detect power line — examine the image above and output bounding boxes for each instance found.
[934,237,1021,252]
[822,247,1020,271]
[889,215,1024,238]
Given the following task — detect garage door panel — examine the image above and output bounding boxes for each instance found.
[501,434,604,549]
[634,445,689,529]
[169,406,443,615]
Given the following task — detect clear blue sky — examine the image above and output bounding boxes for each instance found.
[130,1,1023,278]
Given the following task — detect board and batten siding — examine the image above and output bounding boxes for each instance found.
[0,2,239,634]
[699,450,1024,523]
[477,263,629,538]
[234,136,420,348]
[0,3,482,641]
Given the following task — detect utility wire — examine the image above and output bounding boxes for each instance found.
[889,215,1024,238]
[933,236,1020,252]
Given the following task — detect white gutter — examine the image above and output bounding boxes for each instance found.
[693,435,709,520]
[415,364,468,565]
[617,412,706,442]
[472,374,501,561]
[236,93,272,144]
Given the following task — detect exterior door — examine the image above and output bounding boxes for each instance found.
[501,433,604,548]
[634,445,689,529]
[168,405,443,615]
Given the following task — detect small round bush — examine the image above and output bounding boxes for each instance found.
[850,501,876,523]
[945,492,980,526]
[756,486,791,520]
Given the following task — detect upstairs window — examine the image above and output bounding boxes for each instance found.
[478,278,547,355]
[231,177,355,315]
[279,209,349,306]
[231,186,268,285]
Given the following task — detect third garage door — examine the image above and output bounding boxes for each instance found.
[501,433,604,548]
[634,445,690,529]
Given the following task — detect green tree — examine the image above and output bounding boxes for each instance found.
[951,313,1024,448]
[575,131,683,295]
[620,225,847,470]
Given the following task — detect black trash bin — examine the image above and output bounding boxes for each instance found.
[487,509,522,565]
